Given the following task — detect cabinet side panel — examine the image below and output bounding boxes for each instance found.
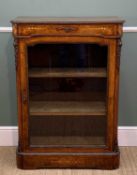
[107,39,119,151]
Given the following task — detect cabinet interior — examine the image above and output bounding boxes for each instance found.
[27,43,108,147]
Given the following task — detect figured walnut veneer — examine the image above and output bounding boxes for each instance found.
[11,17,124,169]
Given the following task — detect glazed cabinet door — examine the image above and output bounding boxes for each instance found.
[18,37,117,153]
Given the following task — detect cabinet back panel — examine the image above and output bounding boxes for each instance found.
[28,44,108,68]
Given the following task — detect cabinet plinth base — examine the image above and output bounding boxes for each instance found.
[16,147,120,169]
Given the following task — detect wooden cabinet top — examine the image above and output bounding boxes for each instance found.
[11,16,124,24]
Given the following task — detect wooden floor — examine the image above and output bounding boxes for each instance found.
[0,147,137,175]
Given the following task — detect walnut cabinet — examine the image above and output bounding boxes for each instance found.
[11,17,124,169]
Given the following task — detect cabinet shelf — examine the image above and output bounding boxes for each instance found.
[30,101,106,116]
[29,68,107,78]
[30,136,105,146]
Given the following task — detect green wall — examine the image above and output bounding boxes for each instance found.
[0,0,137,126]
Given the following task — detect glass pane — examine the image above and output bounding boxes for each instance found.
[30,116,106,146]
[27,44,108,147]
